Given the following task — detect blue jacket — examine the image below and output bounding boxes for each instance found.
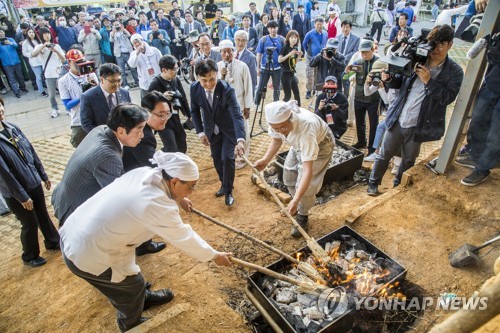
[302,29,327,57]
[0,38,20,66]
[56,26,78,52]
[0,122,48,202]
[385,56,464,142]
[99,27,113,56]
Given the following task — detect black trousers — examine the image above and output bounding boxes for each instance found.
[354,99,379,151]
[370,21,384,42]
[4,185,59,262]
[281,71,301,106]
[158,114,187,153]
[210,132,235,195]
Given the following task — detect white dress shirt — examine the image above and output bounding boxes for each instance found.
[60,167,217,283]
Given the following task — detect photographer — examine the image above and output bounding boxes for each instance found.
[389,12,413,44]
[255,20,285,105]
[148,54,191,153]
[368,25,464,195]
[314,76,348,139]
[110,20,139,89]
[57,49,98,147]
[309,38,345,93]
[278,30,303,105]
[147,19,171,55]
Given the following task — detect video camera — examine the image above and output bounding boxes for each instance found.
[380,28,433,76]
[266,46,276,56]
[322,84,338,113]
[76,60,96,76]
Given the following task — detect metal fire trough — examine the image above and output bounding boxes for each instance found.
[245,226,407,333]
[273,141,364,186]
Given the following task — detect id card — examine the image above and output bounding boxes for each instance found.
[326,113,334,125]
[148,68,155,76]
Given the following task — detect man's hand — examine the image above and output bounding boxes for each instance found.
[235,141,245,157]
[220,67,228,79]
[4,39,11,45]
[415,64,431,84]
[476,0,488,13]
[256,67,261,77]
[318,99,326,110]
[253,158,268,171]
[381,70,391,82]
[322,50,332,60]
[44,179,51,191]
[213,252,233,266]
[164,91,174,101]
[158,33,164,40]
[200,134,210,146]
[90,28,97,34]
[21,199,34,211]
[149,34,154,42]
[190,58,197,66]
[287,198,299,216]
[178,197,193,212]
[344,64,352,73]
[243,108,250,119]
[365,74,373,84]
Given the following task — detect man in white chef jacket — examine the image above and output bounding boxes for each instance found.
[60,151,232,332]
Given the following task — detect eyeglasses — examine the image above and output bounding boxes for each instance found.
[434,42,448,50]
[105,78,122,84]
[152,111,172,120]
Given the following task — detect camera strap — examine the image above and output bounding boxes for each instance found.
[42,51,54,78]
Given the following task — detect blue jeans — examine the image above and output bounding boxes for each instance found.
[116,52,139,86]
[468,85,500,174]
[255,68,282,106]
[431,5,439,20]
[31,65,44,94]
[4,64,25,94]
[373,119,387,149]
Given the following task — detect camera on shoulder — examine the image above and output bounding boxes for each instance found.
[169,90,183,111]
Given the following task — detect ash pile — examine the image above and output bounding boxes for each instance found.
[259,235,406,332]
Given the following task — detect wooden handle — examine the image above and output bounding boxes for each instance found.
[191,208,298,264]
[230,257,304,287]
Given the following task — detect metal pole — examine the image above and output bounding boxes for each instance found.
[433,2,500,174]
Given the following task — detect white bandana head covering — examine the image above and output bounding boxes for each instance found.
[130,33,143,44]
[265,100,301,124]
[149,151,199,181]
[218,39,234,51]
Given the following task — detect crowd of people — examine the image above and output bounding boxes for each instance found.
[0,0,498,331]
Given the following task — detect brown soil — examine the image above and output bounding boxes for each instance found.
[0,152,499,333]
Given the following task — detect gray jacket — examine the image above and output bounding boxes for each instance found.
[110,30,133,57]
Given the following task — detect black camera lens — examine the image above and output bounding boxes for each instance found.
[325,48,335,58]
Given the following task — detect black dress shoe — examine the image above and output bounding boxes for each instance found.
[215,187,224,197]
[136,240,167,256]
[225,194,234,206]
[145,282,152,290]
[23,256,47,268]
[143,289,174,310]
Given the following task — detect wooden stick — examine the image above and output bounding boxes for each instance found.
[242,155,330,262]
[191,208,326,283]
[230,257,325,292]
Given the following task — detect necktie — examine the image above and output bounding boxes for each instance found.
[107,93,115,110]
[340,36,347,54]
[235,52,239,59]
[207,91,219,134]
[301,14,304,22]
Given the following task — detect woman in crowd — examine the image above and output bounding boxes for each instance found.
[310,2,321,23]
[256,13,270,40]
[270,7,281,23]
[31,28,65,118]
[21,27,48,98]
[384,0,396,37]
[99,16,116,64]
[278,11,292,38]
[278,30,302,105]
[168,18,188,62]
[195,11,208,32]
[0,96,60,268]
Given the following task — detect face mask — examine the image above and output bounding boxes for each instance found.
[60,21,67,27]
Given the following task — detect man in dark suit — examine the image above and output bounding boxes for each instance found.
[241,15,259,53]
[335,20,360,95]
[146,1,157,20]
[183,11,203,36]
[292,5,311,42]
[235,30,258,97]
[246,2,261,28]
[80,64,132,133]
[190,59,246,206]
[52,104,148,226]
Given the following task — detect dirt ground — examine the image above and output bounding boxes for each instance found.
[0,150,499,333]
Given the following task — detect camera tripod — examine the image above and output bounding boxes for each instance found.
[250,54,273,138]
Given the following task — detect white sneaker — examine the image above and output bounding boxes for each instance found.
[391,157,402,175]
[123,85,130,90]
[51,109,59,118]
[364,152,379,162]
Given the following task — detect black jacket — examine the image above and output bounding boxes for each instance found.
[310,51,346,92]
[122,124,156,172]
[385,56,464,142]
[314,92,348,139]
[0,122,48,202]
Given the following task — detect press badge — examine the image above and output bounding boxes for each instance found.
[326,113,334,125]
[148,68,155,76]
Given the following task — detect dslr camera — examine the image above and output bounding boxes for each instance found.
[266,46,276,57]
[381,28,433,76]
[152,31,160,39]
[169,90,183,111]
[322,84,338,113]
[323,47,336,58]
[369,71,382,86]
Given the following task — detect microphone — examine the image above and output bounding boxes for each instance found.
[467,35,489,60]
[390,39,405,53]
[224,61,229,68]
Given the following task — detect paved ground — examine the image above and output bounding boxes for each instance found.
[0,18,472,263]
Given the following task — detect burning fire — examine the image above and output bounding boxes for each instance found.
[294,242,406,300]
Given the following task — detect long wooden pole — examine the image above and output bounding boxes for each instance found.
[191,208,326,283]
[242,155,330,263]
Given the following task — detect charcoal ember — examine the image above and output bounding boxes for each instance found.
[262,278,278,296]
[327,262,347,281]
[355,250,371,260]
[278,280,293,288]
[293,314,307,332]
[324,242,332,253]
[334,258,351,272]
[302,316,311,328]
[275,288,297,304]
[345,249,356,261]
[292,304,303,316]
[306,320,322,333]
[320,319,333,328]
[277,303,294,314]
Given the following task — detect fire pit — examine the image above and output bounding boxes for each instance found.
[246,226,407,333]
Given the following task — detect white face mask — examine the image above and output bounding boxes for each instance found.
[59,21,67,27]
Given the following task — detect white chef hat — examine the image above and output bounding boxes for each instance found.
[265,100,301,124]
[150,151,199,181]
[130,34,143,44]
